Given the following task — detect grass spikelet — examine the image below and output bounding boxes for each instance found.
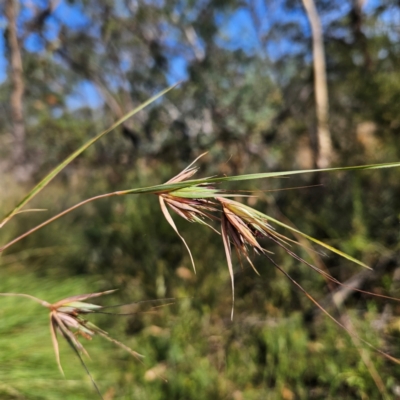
[157,153,220,273]
[0,289,150,399]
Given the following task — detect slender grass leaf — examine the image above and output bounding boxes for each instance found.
[94,329,144,360]
[118,160,400,196]
[203,161,400,183]
[0,82,180,228]
[258,211,371,269]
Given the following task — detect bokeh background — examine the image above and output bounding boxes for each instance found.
[1,0,400,399]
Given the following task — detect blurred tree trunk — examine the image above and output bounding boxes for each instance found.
[301,0,333,168]
[5,0,28,179]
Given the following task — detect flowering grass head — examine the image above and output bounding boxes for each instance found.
[156,156,392,322]
[157,154,221,273]
[1,290,145,399]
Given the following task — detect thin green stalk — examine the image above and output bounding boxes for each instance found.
[0,193,117,253]
[0,293,50,307]
[2,160,400,259]
[0,82,180,228]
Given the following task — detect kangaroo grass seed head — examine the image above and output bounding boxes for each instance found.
[47,290,144,372]
[218,197,273,319]
[159,152,220,224]
[157,155,383,321]
[1,289,145,399]
[158,154,223,273]
[160,193,218,225]
[217,197,286,271]
[157,157,320,318]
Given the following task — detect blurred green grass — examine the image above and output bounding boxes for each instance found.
[0,271,110,399]
[1,168,400,399]
[0,266,397,399]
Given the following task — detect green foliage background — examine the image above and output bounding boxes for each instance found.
[2,0,400,398]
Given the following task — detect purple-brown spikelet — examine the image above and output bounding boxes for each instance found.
[157,154,220,272]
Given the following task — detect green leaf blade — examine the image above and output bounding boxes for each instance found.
[0,82,180,228]
[255,211,371,270]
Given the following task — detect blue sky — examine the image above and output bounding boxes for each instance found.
[0,0,387,110]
